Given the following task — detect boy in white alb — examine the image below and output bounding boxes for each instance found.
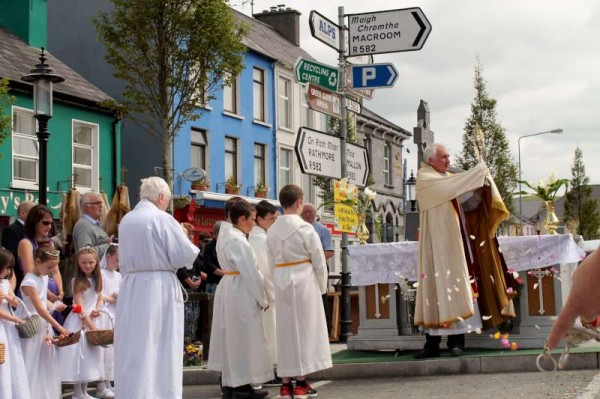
[266,185,332,399]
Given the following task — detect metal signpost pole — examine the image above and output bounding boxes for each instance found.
[338,6,352,344]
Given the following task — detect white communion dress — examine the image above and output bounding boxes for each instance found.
[99,268,121,380]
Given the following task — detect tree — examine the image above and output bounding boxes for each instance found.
[456,60,518,212]
[94,0,246,189]
[563,147,600,239]
[0,78,15,152]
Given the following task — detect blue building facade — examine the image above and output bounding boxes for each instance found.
[174,50,276,205]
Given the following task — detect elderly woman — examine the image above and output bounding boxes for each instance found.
[114,177,199,399]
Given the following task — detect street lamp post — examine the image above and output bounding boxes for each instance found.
[406,170,417,212]
[21,48,64,206]
[518,128,563,235]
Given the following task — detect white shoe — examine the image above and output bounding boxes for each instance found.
[97,389,115,399]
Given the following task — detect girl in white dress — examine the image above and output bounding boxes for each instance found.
[20,244,70,399]
[97,243,121,398]
[58,247,104,399]
[0,248,31,399]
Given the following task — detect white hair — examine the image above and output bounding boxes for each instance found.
[139,176,171,202]
[423,143,447,165]
[80,191,101,209]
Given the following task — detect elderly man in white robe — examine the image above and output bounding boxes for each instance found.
[248,200,279,384]
[267,185,332,399]
[413,143,491,359]
[115,177,199,399]
[209,199,272,399]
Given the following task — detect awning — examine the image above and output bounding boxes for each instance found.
[193,191,281,209]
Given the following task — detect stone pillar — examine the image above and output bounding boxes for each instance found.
[413,100,434,166]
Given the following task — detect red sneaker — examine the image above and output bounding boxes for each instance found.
[294,382,318,399]
[280,383,293,399]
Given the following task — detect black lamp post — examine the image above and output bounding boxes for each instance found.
[21,48,64,206]
[406,170,417,212]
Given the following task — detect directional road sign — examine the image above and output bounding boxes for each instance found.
[309,11,340,51]
[295,127,342,180]
[345,97,362,114]
[351,63,398,89]
[346,142,370,187]
[307,84,341,119]
[295,127,370,187]
[294,58,339,92]
[347,7,432,56]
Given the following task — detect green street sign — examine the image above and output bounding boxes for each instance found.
[294,58,339,92]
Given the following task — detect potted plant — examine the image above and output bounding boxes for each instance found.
[172,195,191,210]
[255,180,268,198]
[225,175,241,195]
[191,177,209,191]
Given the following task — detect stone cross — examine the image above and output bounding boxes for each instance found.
[413,100,434,166]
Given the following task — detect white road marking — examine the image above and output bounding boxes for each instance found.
[577,371,600,399]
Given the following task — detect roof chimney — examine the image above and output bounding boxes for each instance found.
[254,5,301,46]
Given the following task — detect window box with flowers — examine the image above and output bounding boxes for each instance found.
[225,175,241,195]
[255,180,268,198]
[191,177,210,191]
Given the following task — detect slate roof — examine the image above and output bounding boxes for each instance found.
[0,27,112,106]
[360,106,412,137]
[233,9,314,69]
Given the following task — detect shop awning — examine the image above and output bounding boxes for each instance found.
[193,191,281,209]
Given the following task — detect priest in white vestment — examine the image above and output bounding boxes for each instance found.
[248,200,279,376]
[115,177,199,399]
[267,185,332,399]
[414,144,490,359]
[208,199,273,398]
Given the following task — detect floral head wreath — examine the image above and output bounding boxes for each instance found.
[77,247,97,255]
[41,248,60,258]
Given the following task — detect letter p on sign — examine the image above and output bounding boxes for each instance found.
[362,67,376,86]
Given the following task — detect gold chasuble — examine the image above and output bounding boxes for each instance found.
[414,162,516,330]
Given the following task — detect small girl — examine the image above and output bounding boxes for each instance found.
[57,247,104,399]
[20,244,70,399]
[0,248,31,399]
[97,243,121,398]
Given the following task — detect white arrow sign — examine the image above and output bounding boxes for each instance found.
[309,11,340,51]
[347,7,432,56]
[347,142,370,187]
[295,127,342,180]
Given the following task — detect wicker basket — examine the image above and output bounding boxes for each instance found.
[0,342,5,364]
[53,330,81,347]
[86,309,114,347]
[11,297,41,339]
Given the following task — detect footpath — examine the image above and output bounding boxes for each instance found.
[183,342,600,385]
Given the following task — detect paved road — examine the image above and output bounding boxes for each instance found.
[182,370,600,399]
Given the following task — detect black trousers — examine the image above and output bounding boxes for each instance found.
[424,333,465,350]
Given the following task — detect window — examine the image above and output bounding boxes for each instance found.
[278,77,291,129]
[301,88,314,128]
[12,108,38,185]
[384,142,392,186]
[191,129,207,171]
[279,148,292,188]
[225,137,238,183]
[253,68,266,122]
[223,74,239,114]
[72,121,99,190]
[254,143,266,186]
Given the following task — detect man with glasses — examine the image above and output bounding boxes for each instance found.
[73,192,112,258]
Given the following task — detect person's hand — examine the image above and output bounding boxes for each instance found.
[90,309,101,319]
[13,317,24,325]
[113,291,119,300]
[48,291,59,302]
[55,302,67,312]
[200,272,207,280]
[108,235,114,244]
[0,288,5,302]
[548,250,600,348]
[58,291,65,301]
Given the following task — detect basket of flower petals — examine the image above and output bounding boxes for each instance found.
[52,330,81,347]
[86,309,114,347]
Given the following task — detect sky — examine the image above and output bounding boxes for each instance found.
[233,0,600,187]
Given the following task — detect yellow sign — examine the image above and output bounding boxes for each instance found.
[334,203,358,233]
[333,179,358,202]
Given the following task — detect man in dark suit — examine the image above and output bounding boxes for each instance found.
[1,201,35,289]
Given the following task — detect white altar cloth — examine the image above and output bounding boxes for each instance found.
[348,234,586,286]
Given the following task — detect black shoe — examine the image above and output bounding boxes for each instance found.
[450,347,464,357]
[221,386,233,399]
[414,348,441,359]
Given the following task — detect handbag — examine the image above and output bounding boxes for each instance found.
[10,297,41,339]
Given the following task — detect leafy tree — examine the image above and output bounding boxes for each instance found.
[563,147,600,239]
[94,0,246,189]
[0,78,15,152]
[456,60,518,212]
